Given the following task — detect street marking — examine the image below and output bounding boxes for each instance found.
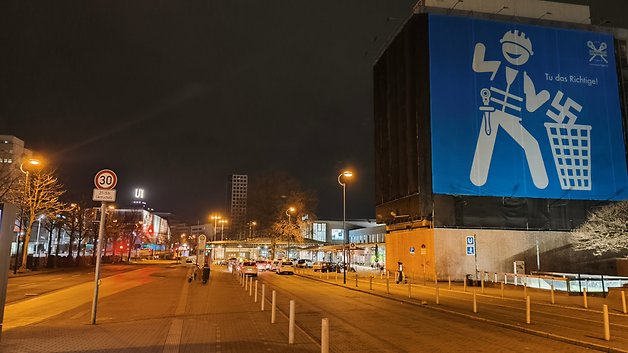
[162,319,183,353]
[24,293,39,297]
[18,283,35,287]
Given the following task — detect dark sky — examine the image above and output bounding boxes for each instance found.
[0,1,623,224]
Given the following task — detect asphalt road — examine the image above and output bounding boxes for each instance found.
[255,269,599,353]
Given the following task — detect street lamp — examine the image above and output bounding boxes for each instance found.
[248,221,257,237]
[338,170,353,284]
[218,219,228,241]
[286,207,296,260]
[14,157,42,273]
[210,215,221,241]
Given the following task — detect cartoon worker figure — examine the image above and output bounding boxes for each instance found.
[470,30,551,189]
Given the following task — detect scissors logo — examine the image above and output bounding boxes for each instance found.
[588,41,608,64]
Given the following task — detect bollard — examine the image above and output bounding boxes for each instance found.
[473,289,477,313]
[369,276,373,290]
[494,273,497,283]
[481,276,485,294]
[603,304,610,341]
[464,278,467,292]
[245,276,249,291]
[504,274,507,285]
[326,271,329,280]
[355,273,359,287]
[335,271,338,282]
[622,291,627,314]
[386,277,390,294]
[501,282,504,298]
[321,318,329,353]
[271,290,276,323]
[255,280,258,303]
[436,282,440,305]
[261,284,266,311]
[408,282,412,298]
[448,276,451,290]
[319,269,322,279]
[249,277,253,296]
[523,283,527,299]
[289,300,295,344]
[583,288,588,309]
[526,296,531,324]
[551,284,555,304]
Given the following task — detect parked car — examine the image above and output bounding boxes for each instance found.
[313,261,332,272]
[296,259,313,268]
[269,260,281,272]
[277,261,295,275]
[240,261,258,277]
[255,260,269,271]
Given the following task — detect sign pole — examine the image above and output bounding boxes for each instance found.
[474,234,478,284]
[91,201,106,324]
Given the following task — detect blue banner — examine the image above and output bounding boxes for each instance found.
[429,14,628,200]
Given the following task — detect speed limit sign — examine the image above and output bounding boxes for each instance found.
[94,169,117,190]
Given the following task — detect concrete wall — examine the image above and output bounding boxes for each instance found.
[386,227,582,281]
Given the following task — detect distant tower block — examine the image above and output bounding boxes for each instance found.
[229,174,248,240]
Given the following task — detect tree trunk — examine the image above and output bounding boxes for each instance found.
[18,211,37,272]
[53,224,62,267]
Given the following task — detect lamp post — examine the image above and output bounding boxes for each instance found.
[248,221,257,237]
[338,170,353,284]
[210,215,221,241]
[286,207,295,260]
[14,158,42,274]
[219,219,228,241]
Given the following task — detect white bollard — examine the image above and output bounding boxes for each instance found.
[271,290,276,323]
[261,284,266,311]
[289,300,295,344]
[448,276,451,290]
[523,283,527,299]
[255,280,258,302]
[321,318,329,353]
[481,276,485,294]
[473,289,477,313]
[408,282,412,298]
[501,282,504,298]
[249,277,253,296]
[386,277,390,294]
[526,296,531,324]
[551,284,555,304]
[436,282,440,305]
[603,304,610,341]
[622,291,627,314]
[245,275,248,291]
[369,276,373,290]
[583,288,588,309]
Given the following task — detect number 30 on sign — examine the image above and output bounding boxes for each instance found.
[94,169,117,190]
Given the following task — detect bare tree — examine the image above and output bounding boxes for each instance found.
[6,169,66,272]
[572,201,628,256]
[0,162,19,202]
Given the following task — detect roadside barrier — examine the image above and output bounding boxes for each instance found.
[289,300,295,344]
[526,296,531,324]
[603,304,610,341]
[271,290,277,324]
[321,318,329,353]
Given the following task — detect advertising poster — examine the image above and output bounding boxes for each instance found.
[429,14,628,200]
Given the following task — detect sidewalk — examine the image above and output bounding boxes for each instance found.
[0,265,319,353]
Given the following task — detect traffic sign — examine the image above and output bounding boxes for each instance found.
[420,244,427,255]
[349,242,356,249]
[466,245,475,256]
[94,169,117,190]
[92,189,116,202]
[466,236,475,245]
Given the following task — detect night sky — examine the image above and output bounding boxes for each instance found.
[1,1,624,224]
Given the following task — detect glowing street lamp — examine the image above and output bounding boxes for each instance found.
[15,157,43,274]
[210,215,222,241]
[218,219,228,241]
[338,170,353,284]
[286,207,296,259]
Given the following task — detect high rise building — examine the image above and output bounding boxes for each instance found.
[0,135,32,168]
[228,174,248,240]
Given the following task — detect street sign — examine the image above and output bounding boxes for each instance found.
[466,235,476,256]
[94,169,117,190]
[420,244,427,255]
[92,189,116,202]
[349,242,356,249]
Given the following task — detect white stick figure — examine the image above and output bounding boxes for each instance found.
[470,30,550,189]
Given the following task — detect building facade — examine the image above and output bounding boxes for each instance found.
[374,1,628,278]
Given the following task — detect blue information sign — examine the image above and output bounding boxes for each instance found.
[429,14,628,200]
